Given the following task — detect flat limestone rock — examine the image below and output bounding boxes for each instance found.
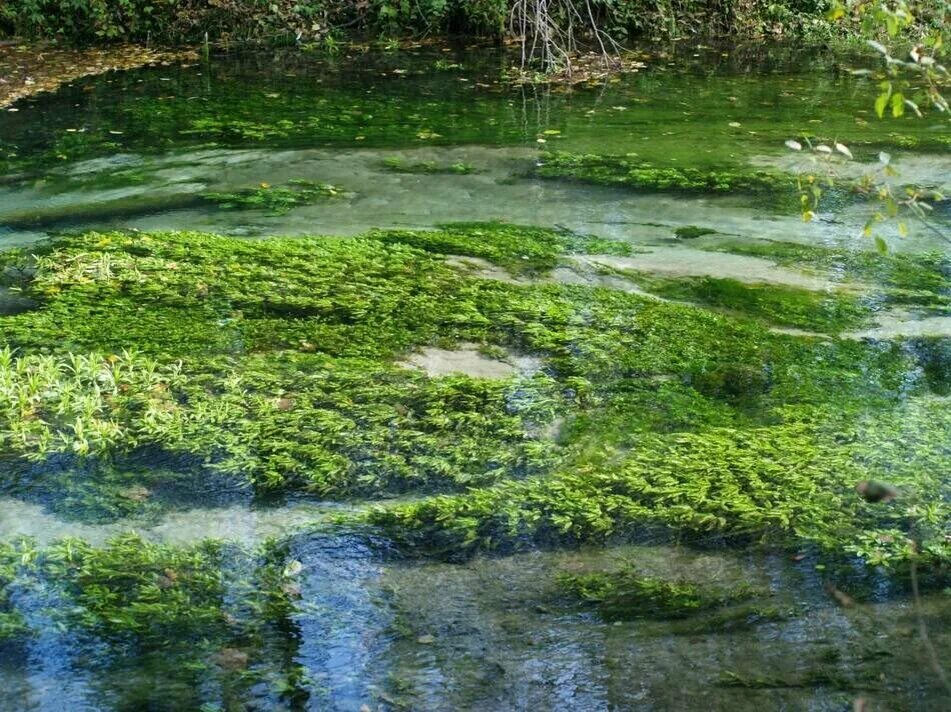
[401,343,542,379]
[844,313,951,340]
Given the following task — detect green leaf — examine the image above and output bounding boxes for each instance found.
[874,236,888,254]
[890,93,905,118]
[874,91,890,119]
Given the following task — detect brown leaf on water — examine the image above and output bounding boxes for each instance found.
[213,647,249,671]
[826,584,855,608]
[855,480,898,503]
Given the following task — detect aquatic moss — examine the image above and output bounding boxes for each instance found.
[0,540,30,641]
[1,534,309,707]
[203,179,344,215]
[621,273,872,333]
[162,354,567,495]
[664,602,793,635]
[367,396,951,567]
[381,157,476,174]
[0,347,183,461]
[674,225,718,240]
[559,566,758,620]
[47,534,235,641]
[0,227,945,536]
[371,222,634,275]
[0,230,470,358]
[535,152,795,197]
[0,348,567,497]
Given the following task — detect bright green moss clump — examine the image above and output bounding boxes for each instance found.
[535,152,794,197]
[0,225,947,568]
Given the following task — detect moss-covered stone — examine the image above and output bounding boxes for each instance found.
[674,225,718,240]
[381,157,476,175]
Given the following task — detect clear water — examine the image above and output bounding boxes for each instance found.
[0,45,949,710]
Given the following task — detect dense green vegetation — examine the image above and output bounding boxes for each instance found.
[0,224,947,572]
[536,152,797,198]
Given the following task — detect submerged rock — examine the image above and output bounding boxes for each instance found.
[401,343,542,379]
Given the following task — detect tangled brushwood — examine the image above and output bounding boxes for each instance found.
[1,2,843,58]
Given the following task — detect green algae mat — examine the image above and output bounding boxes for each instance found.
[0,46,949,711]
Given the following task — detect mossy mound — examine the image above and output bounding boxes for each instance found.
[203,179,344,216]
[559,566,758,620]
[381,157,476,175]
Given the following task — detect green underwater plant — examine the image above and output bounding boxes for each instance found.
[381,157,476,174]
[203,179,344,215]
[559,566,758,620]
